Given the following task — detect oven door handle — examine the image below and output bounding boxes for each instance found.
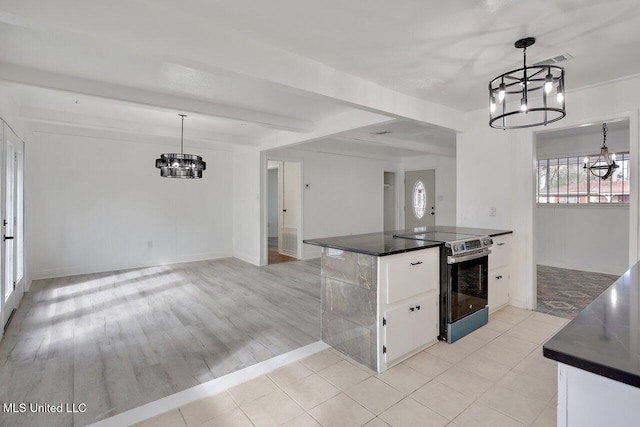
[447,250,491,264]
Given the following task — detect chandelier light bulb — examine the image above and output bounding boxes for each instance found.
[520,98,527,112]
[490,96,496,114]
[584,157,589,167]
[544,73,553,94]
[611,153,616,162]
[557,82,564,103]
[498,83,506,103]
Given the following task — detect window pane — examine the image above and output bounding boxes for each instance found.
[547,163,558,204]
[567,160,579,202]
[558,162,568,203]
[578,160,589,203]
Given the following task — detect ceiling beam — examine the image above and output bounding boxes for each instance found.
[260,110,395,151]
[334,134,456,157]
[28,121,239,152]
[19,106,258,146]
[0,62,314,133]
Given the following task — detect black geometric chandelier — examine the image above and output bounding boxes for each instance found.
[489,37,566,130]
[155,114,206,179]
[584,123,619,181]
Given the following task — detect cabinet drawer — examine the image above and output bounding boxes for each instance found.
[489,235,511,270]
[384,248,439,304]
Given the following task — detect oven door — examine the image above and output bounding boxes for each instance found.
[447,255,488,323]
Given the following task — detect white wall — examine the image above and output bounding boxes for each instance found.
[267,168,278,238]
[457,75,640,309]
[402,153,457,226]
[234,147,262,265]
[537,206,629,275]
[27,132,234,279]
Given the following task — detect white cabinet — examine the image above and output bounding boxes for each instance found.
[488,267,510,311]
[488,234,512,312]
[379,247,440,370]
[383,294,438,363]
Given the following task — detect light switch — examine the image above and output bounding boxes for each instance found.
[489,207,497,217]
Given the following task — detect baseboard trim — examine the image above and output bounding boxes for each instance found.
[31,251,233,280]
[233,250,261,266]
[88,341,330,427]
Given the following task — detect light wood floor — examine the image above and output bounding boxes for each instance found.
[268,249,297,265]
[0,257,321,427]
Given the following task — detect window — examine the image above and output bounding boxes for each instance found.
[536,153,630,204]
[412,180,426,218]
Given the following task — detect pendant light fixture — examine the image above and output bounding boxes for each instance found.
[155,114,206,178]
[489,37,566,129]
[584,123,619,181]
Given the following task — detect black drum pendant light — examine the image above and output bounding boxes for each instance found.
[155,114,206,178]
[489,37,566,130]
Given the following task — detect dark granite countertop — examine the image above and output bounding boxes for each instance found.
[303,226,512,256]
[543,261,640,388]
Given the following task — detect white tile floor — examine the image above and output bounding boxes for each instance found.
[133,307,567,427]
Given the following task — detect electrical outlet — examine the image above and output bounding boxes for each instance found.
[489,207,497,217]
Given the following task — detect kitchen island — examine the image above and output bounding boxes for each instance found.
[543,260,640,426]
[304,226,512,372]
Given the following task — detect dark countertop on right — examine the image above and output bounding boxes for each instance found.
[543,260,640,388]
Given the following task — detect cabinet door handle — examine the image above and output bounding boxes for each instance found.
[415,305,421,310]
[409,307,415,312]
[410,261,423,266]
[496,242,505,246]
[496,275,502,279]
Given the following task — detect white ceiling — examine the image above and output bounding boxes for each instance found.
[1,0,640,157]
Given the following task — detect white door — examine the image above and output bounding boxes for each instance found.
[405,170,436,228]
[1,135,21,329]
[278,161,300,258]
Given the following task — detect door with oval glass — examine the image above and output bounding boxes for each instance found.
[404,170,435,228]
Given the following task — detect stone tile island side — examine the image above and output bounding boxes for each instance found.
[321,248,379,370]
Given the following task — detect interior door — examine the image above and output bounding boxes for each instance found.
[279,161,300,258]
[405,170,436,228]
[2,139,15,328]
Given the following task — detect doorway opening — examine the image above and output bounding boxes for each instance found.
[533,118,630,319]
[405,169,436,228]
[267,160,301,265]
[383,171,396,231]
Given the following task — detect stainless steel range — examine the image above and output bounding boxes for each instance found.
[440,235,492,343]
[394,231,493,343]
